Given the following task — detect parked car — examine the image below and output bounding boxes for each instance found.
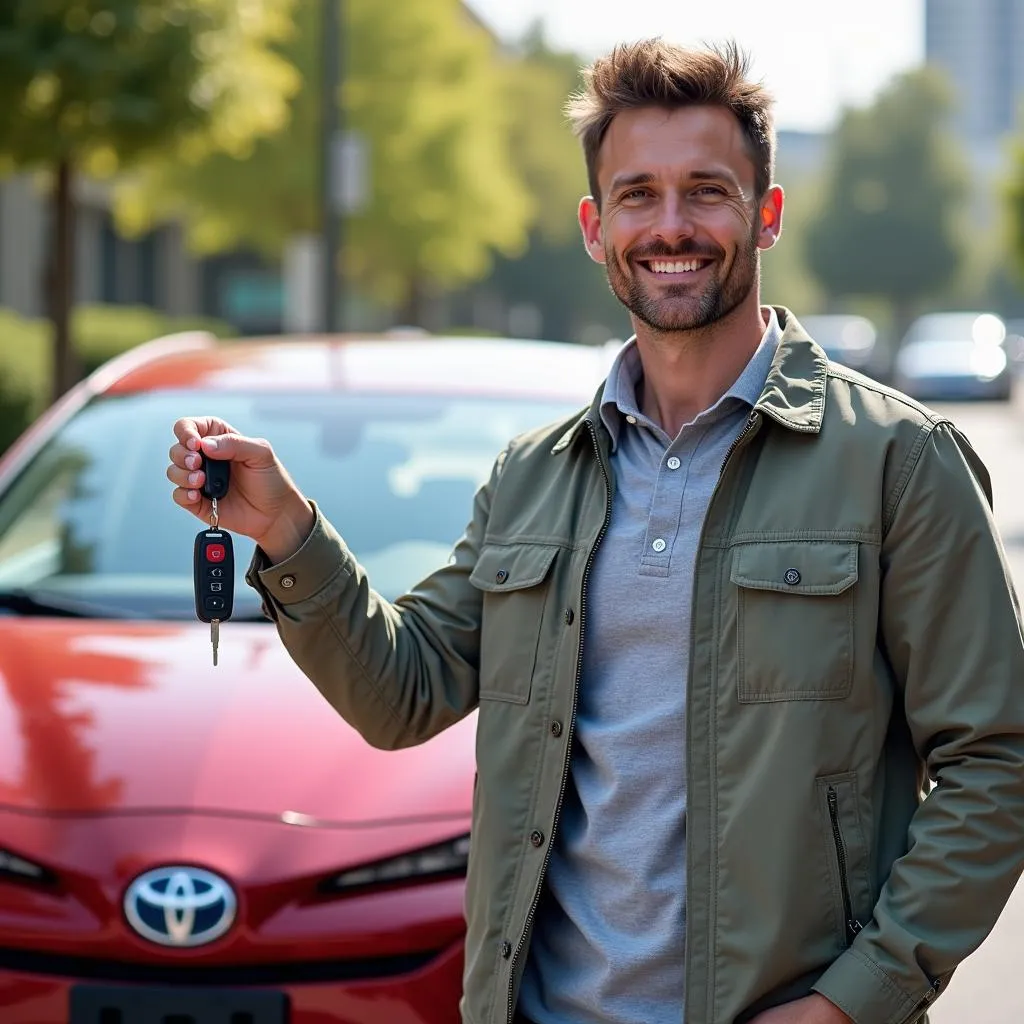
[892,312,1013,401]
[797,314,887,381]
[0,330,614,1024]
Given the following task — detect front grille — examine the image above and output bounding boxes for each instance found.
[0,946,439,985]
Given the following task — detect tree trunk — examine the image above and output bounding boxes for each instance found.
[48,159,81,404]
[890,294,918,353]
[398,274,428,328]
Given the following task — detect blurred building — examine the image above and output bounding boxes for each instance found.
[0,174,284,334]
[926,0,1024,151]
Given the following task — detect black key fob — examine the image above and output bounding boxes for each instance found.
[194,528,234,624]
[201,454,230,501]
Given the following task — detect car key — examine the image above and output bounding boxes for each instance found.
[201,454,230,502]
[194,454,233,665]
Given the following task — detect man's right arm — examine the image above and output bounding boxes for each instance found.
[244,454,499,750]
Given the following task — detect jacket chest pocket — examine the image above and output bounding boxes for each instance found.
[469,543,559,704]
[730,541,858,702]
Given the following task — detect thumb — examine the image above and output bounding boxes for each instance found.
[200,433,276,470]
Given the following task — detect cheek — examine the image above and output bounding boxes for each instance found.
[605,212,648,257]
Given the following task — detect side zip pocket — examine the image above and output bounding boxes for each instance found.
[827,784,864,944]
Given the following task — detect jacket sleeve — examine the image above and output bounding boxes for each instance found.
[243,450,504,750]
[813,421,1024,1023]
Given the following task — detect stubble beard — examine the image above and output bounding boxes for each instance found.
[605,227,760,334]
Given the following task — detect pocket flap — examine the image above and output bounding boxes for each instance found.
[470,543,559,593]
[731,541,858,596]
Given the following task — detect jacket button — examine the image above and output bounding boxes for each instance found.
[495,569,509,584]
[530,830,545,847]
[500,940,512,959]
[563,608,575,625]
[550,720,563,738]
[784,568,801,586]
[280,575,296,589]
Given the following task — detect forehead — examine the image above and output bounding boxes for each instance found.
[597,105,755,190]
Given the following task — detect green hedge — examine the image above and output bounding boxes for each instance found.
[0,304,236,455]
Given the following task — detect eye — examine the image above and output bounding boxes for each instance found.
[621,188,652,201]
[694,185,726,197]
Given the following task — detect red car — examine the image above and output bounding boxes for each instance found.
[0,330,613,1024]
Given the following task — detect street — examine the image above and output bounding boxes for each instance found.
[920,391,1024,1023]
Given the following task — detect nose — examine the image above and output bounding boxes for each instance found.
[651,194,696,245]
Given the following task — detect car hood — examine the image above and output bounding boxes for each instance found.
[0,620,476,821]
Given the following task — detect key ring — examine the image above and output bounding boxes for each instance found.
[210,496,219,531]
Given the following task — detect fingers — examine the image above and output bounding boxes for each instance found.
[198,432,277,469]
[168,441,203,472]
[171,419,275,470]
[166,461,204,492]
[170,480,209,514]
[172,416,238,452]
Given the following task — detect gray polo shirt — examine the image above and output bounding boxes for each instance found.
[518,309,782,1024]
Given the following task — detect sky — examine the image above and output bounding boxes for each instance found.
[466,0,924,133]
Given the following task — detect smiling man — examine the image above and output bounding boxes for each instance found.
[168,38,1024,1024]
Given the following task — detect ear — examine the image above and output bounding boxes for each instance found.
[756,185,785,250]
[578,196,606,264]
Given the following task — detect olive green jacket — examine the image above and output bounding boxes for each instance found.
[248,308,1024,1024]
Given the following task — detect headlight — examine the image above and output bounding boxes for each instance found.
[0,848,55,886]
[319,834,470,895]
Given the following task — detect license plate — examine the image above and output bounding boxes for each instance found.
[70,985,288,1024]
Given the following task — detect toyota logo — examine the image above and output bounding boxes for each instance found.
[123,866,237,947]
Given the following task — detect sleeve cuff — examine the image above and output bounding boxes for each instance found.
[812,947,935,1024]
[244,501,357,616]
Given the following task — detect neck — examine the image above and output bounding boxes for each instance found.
[633,294,768,438]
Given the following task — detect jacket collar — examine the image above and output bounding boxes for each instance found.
[551,306,829,454]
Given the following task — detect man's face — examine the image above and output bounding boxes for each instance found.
[579,105,783,333]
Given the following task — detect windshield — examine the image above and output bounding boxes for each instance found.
[0,390,579,618]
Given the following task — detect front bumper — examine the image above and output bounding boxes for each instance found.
[0,938,464,1023]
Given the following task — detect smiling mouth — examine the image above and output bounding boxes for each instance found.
[637,257,714,277]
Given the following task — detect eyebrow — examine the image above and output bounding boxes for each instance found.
[608,168,742,194]
[608,172,657,194]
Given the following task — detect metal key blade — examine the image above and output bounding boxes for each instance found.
[211,619,220,666]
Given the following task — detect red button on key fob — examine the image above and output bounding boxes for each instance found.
[206,543,226,563]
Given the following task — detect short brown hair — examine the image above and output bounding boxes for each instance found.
[567,39,776,205]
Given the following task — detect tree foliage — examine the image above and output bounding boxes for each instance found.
[1003,129,1024,288]
[0,0,296,174]
[0,0,297,398]
[804,68,969,332]
[116,0,533,312]
[463,23,631,343]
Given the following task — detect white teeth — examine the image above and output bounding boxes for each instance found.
[651,260,704,274]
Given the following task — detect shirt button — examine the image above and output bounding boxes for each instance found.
[495,569,509,584]
[652,538,667,553]
[530,830,545,847]
[784,568,801,586]
[563,608,575,625]
[500,940,512,959]
[667,456,681,470]
[550,720,563,738]
[625,414,637,424]
[280,576,296,589]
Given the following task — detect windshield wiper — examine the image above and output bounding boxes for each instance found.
[0,589,145,619]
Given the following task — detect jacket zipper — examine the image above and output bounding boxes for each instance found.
[826,786,864,944]
[898,979,941,1024]
[505,418,613,1024]
[684,408,761,1019]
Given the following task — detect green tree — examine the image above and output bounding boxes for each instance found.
[803,68,970,340]
[116,0,532,322]
[458,24,631,343]
[0,0,297,401]
[1002,130,1024,297]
